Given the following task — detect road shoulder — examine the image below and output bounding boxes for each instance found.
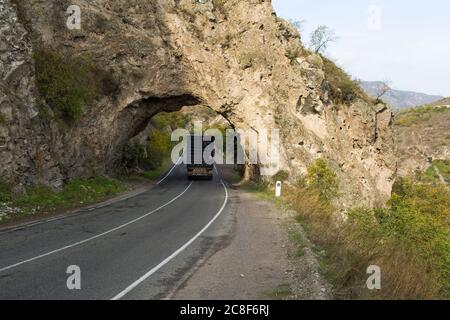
[170,188,332,300]
[0,178,154,233]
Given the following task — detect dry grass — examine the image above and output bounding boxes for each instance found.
[285,185,446,299]
[279,160,449,300]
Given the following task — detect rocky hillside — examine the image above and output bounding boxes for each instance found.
[0,0,396,206]
[360,81,443,111]
[430,97,450,107]
[395,105,450,177]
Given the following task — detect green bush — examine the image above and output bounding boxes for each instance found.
[305,159,339,202]
[375,179,448,297]
[34,48,102,124]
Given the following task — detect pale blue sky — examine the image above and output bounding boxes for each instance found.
[272,0,450,96]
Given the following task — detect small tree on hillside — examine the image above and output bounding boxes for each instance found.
[375,80,392,103]
[309,25,339,54]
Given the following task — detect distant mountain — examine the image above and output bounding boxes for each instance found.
[360,81,444,111]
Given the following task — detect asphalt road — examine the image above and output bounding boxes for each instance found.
[0,164,232,300]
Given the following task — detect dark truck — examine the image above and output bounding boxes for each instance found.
[186,135,215,180]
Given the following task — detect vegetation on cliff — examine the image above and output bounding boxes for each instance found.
[321,56,371,105]
[34,48,116,124]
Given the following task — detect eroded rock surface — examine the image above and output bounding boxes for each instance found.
[0,0,396,206]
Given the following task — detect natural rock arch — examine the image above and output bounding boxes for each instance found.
[1,0,396,206]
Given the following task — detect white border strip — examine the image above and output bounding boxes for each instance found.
[156,157,182,185]
[0,182,193,273]
[111,179,229,300]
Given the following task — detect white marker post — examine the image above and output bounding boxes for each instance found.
[275,181,282,197]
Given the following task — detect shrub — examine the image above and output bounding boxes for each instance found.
[34,48,102,124]
[321,56,368,105]
[305,159,339,202]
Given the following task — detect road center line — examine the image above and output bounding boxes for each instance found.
[111,179,229,300]
[0,182,194,274]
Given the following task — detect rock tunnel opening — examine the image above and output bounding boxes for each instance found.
[118,97,256,183]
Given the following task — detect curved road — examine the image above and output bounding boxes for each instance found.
[0,164,232,300]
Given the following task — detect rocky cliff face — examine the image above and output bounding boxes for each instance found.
[0,0,396,206]
[395,106,450,177]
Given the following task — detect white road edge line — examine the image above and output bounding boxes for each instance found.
[156,157,182,185]
[111,179,229,300]
[0,182,194,274]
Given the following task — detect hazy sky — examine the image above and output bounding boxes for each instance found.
[272,0,450,96]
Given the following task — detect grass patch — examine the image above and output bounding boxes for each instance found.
[395,105,450,127]
[0,177,126,224]
[433,160,450,183]
[240,181,284,208]
[419,160,450,185]
[288,229,306,258]
[267,283,292,300]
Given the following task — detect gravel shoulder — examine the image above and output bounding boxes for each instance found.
[170,187,332,300]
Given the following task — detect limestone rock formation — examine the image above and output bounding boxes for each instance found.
[0,0,396,206]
